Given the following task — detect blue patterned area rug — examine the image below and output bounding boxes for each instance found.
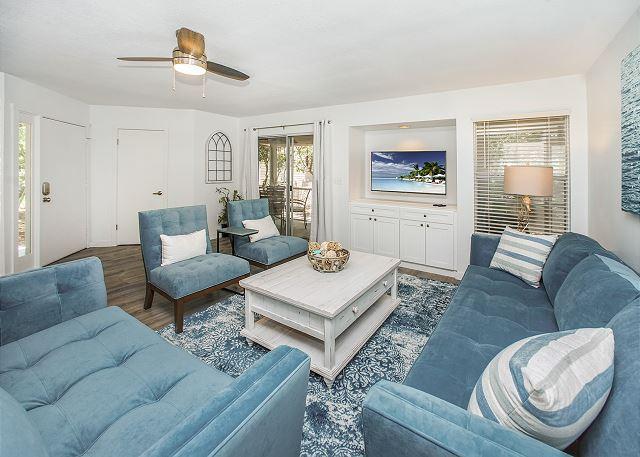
[158,273,457,456]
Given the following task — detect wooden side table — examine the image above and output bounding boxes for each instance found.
[216,226,259,253]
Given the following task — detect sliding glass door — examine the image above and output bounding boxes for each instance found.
[258,134,313,239]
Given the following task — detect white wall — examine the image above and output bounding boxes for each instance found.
[1,73,90,273]
[361,125,457,205]
[88,105,240,246]
[586,10,640,271]
[240,75,590,276]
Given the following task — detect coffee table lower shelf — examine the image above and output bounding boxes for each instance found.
[240,294,400,387]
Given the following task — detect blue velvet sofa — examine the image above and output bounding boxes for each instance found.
[363,232,639,457]
[227,199,308,268]
[0,257,311,457]
[138,205,250,333]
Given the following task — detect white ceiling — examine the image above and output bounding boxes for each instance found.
[1,0,638,117]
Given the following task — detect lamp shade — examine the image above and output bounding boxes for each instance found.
[504,166,553,197]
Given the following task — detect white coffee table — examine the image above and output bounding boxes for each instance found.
[240,251,401,387]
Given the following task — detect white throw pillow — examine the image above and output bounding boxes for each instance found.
[242,215,280,242]
[467,327,615,450]
[160,229,207,266]
[490,226,558,287]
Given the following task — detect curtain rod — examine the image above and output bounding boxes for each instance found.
[244,120,331,131]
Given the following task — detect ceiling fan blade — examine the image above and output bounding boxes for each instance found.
[206,61,250,81]
[176,28,205,58]
[117,57,172,61]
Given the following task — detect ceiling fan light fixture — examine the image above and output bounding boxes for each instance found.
[172,49,207,76]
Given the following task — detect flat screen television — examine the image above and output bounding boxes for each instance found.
[370,150,446,195]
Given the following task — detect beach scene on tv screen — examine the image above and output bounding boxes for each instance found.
[371,151,446,194]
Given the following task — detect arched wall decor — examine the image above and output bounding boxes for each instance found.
[206,131,232,183]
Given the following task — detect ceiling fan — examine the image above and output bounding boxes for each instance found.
[117,28,249,96]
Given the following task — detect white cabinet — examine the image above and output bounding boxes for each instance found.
[399,219,426,264]
[426,222,455,270]
[350,214,399,258]
[350,213,374,253]
[351,201,456,271]
[373,216,399,258]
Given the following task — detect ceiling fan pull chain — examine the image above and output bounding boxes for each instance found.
[202,73,206,98]
[172,66,176,92]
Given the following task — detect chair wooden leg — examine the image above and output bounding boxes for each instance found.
[174,300,184,333]
[143,283,154,310]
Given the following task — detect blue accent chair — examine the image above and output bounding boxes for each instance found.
[0,257,311,457]
[363,232,640,457]
[227,199,308,268]
[138,205,250,333]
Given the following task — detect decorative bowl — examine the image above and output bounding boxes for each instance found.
[307,244,350,273]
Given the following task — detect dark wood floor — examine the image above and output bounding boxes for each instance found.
[56,239,458,331]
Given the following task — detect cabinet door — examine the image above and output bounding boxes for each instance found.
[426,222,455,270]
[399,219,426,264]
[373,216,399,258]
[350,214,374,253]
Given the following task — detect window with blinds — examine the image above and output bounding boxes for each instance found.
[474,116,570,235]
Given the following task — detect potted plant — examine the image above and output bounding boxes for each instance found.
[216,187,243,234]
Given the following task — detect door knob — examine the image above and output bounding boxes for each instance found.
[152,191,163,196]
[42,197,51,203]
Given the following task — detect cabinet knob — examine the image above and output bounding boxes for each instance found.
[374,218,377,221]
[352,306,359,314]
[383,281,388,287]
[420,223,424,227]
[423,214,426,217]
[369,217,372,220]
[427,224,430,227]
[371,209,374,212]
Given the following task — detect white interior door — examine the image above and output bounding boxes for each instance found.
[117,129,167,244]
[40,118,88,265]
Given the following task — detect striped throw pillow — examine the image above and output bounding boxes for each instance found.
[490,227,558,287]
[468,328,615,450]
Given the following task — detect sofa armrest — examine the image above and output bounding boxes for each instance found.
[363,381,568,457]
[0,257,107,345]
[142,345,311,457]
[470,233,501,267]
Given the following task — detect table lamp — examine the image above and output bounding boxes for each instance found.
[504,165,553,232]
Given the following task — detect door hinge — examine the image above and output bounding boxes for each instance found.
[116,138,119,145]
[115,224,118,230]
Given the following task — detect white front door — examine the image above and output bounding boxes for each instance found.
[40,118,88,266]
[117,129,167,244]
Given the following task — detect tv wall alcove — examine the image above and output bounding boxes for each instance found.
[347,119,459,275]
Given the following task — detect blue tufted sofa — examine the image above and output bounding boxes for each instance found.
[363,232,640,457]
[227,199,308,268]
[0,257,311,457]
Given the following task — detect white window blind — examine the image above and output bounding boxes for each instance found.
[474,116,570,235]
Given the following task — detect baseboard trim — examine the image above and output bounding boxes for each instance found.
[89,240,116,248]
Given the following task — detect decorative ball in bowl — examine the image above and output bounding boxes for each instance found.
[307,241,350,273]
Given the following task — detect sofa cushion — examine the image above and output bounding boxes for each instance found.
[468,328,614,450]
[235,236,307,265]
[0,306,234,457]
[149,253,249,298]
[554,254,640,330]
[0,257,107,345]
[490,227,557,288]
[580,299,640,457]
[403,265,558,408]
[0,387,48,457]
[542,233,613,303]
